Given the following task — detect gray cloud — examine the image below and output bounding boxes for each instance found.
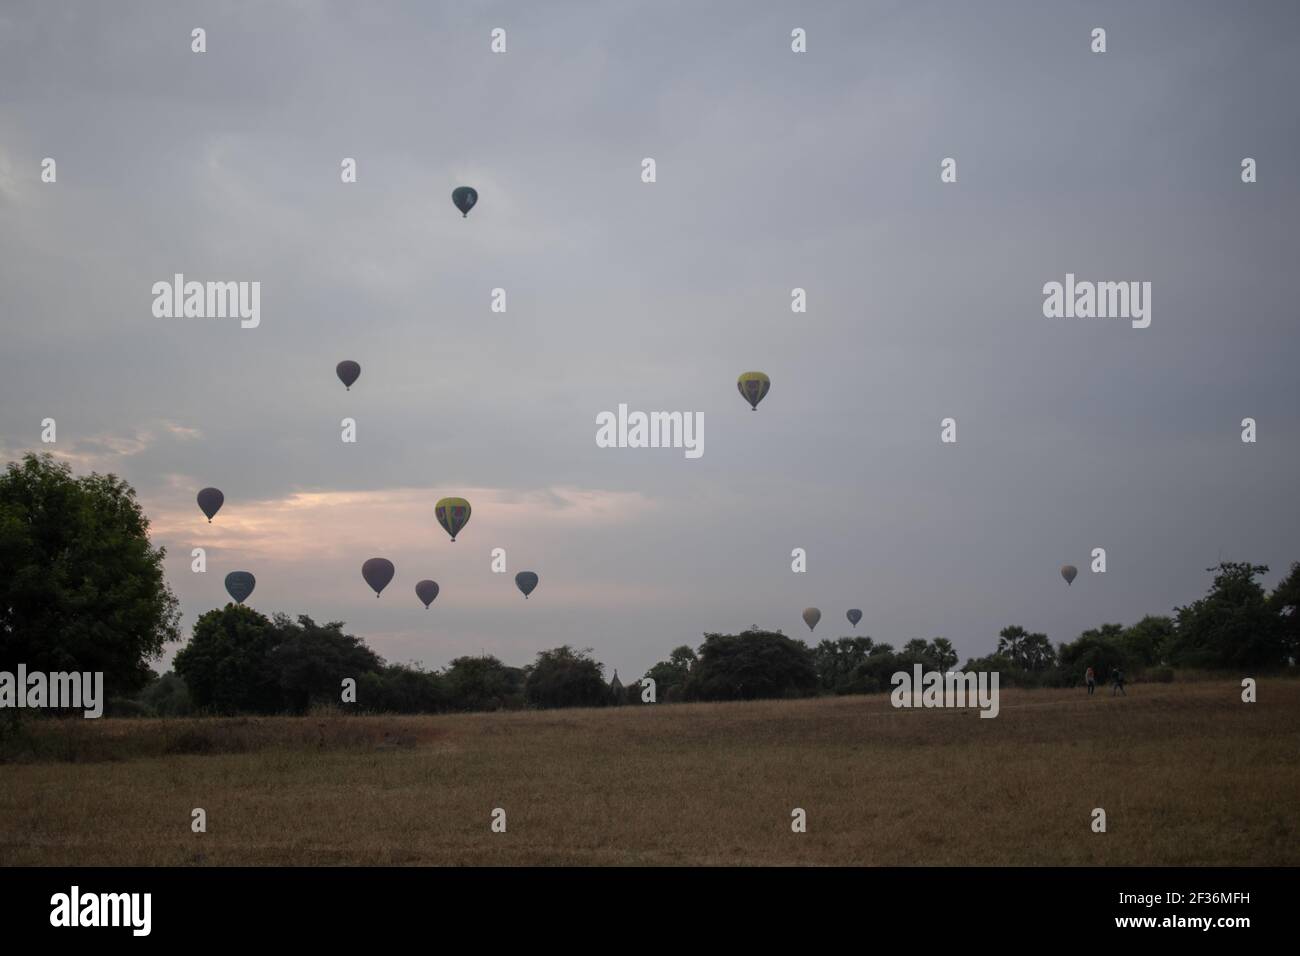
[2,0,1298,679]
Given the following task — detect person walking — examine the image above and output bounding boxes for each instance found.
[1111,666,1126,696]
[1085,666,1096,696]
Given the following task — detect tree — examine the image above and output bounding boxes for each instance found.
[996,626,1054,672]
[686,629,818,701]
[1019,632,1055,672]
[139,670,192,716]
[0,453,180,696]
[1121,615,1173,667]
[1169,562,1287,669]
[174,604,281,713]
[1268,562,1300,664]
[524,646,608,709]
[1056,624,1127,683]
[996,626,1027,664]
[358,664,445,713]
[644,644,697,700]
[929,638,958,671]
[443,655,523,711]
[269,615,382,713]
[900,638,932,665]
[812,637,874,692]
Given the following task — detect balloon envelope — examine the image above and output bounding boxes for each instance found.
[362,558,396,596]
[802,607,821,631]
[515,571,539,599]
[1061,564,1078,585]
[847,608,863,627]
[197,487,224,522]
[415,579,439,608]
[435,497,472,541]
[224,571,255,604]
[452,186,478,217]
[336,360,361,390]
[737,371,771,410]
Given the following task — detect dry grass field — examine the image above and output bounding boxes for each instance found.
[1,679,1297,866]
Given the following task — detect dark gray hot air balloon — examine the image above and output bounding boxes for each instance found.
[847,608,863,628]
[336,361,361,390]
[802,607,821,632]
[515,571,539,599]
[362,558,396,597]
[1061,564,1078,586]
[415,579,439,609]
[452,186,478,218]
[197,487,224,522]
[225,571,255,604]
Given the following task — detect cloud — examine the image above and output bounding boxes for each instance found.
[1,420,203,472]
[147,484,657,564]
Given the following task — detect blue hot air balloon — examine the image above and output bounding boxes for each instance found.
[225,571,255,604]
[515,571,539,599]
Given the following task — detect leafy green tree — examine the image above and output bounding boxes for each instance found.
[0,453,180,695]
[269,615,382,713]
[686,629,818,701]
[900,638,932,665]
[996,626,1055,672]
[139,670,192,716]
[996,626,1027,664]
[1267,562,1300,664]
[644,644,697,700]
[813,637,874,692]
[174,604,281,713]
[358,664,445,713]
[1121,615,1173,667]
[1169,562,1287,669]
[443,655,523,711]
[525,645,608,709]
[1056,623,1127,683]
[929,638,958,672]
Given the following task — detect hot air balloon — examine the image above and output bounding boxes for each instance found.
[362,558,396,597]
[802,607,821,632]
[225,571,255,604]
[336,361,361,390]
[515,571,539,599]
[737,371,770,410]
[452,186,478,218]
[415,579,440,609]
[435,497,471,542]
[847,608,862,628]
[1061,565,1078,586]
[197,487,224,522]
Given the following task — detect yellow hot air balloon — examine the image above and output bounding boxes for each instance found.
[435,497,472,542]
[737,371,770,410]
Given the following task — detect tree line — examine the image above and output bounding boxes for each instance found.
[2,454,1297,718]
[124,558,1294,716]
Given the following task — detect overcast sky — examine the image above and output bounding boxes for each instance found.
[2,0,1298,680]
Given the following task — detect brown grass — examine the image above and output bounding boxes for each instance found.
[1,679,1296,865]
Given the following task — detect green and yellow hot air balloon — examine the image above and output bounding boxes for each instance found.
[435,497,472,542]
[737,371,770,411]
